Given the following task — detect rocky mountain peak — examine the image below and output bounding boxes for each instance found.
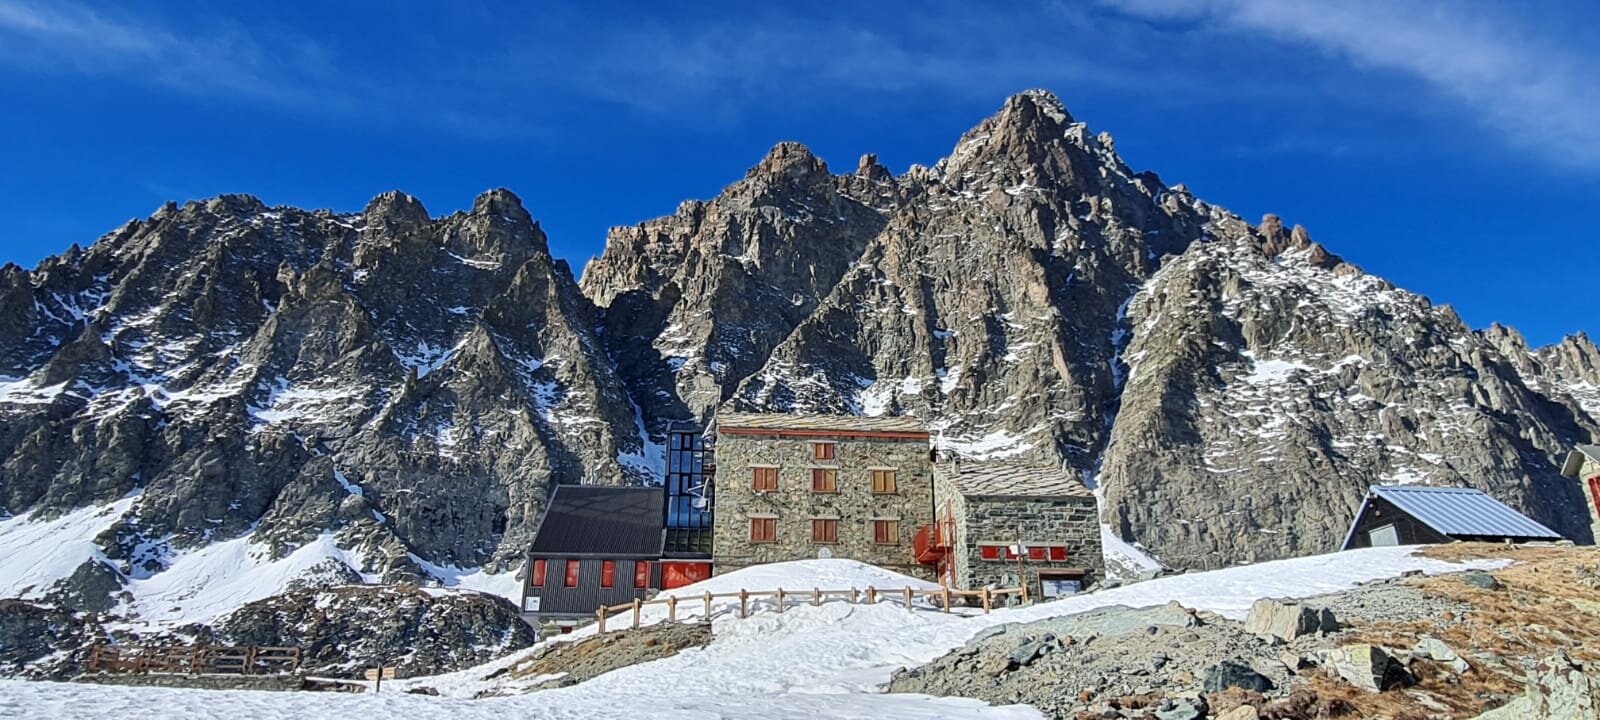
[470,187,531,221]
[363,190,430,230]
[747,141,828,181]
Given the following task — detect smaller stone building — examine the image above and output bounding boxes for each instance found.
[1561,444,1600,542]
[712,412,937,580]
[929,460,1104,598]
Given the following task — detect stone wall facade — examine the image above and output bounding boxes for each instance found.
[934,470,1105,594]
[713,432,936,580]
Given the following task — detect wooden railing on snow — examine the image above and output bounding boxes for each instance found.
[87,644,302,675]
[594,584,1028,633]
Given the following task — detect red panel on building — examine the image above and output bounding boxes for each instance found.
[634,561,651,589]
[601,560,616,588]
[1589,477,1600,514]
[531,559,547,587]
[661,561,712,589]
[563,559,579,587]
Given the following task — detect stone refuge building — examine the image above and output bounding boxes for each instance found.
[1562,444,1600,542]
[928,460,1105,598]
[712,412,938,580]
[521,411,1107,622]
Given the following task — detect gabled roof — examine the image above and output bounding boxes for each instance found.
[939,461,1094,499]
[1364,485,1562,541]
[529,485,664,558]
[1560,445,1600,477]
[715,411,929,438]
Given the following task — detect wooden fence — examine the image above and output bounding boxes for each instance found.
[87,644,302,675]
[594,584,1028,634]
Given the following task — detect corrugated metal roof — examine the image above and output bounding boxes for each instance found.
[1370,485,1562,540]
[716,411,929,435]
[940,461,1094,498]
[529,485,664,557]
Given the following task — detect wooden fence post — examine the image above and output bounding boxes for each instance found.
[942,586,952,613]
[597,606,607,633]
[866,586,877,605]
[903,586,913,609]
[89,644,101,673]
[632,599,642,630]
[812,587,821,607]
[776,588,785,613]
[703,591,712,619]
[739,590,749,619]
[981,587,992,614]
[244,646,258,675]
[667,595,678,623]
[850,587,858,605]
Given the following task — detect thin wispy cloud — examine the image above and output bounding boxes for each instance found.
[1101,0,1600,169]
[0,0,344,109]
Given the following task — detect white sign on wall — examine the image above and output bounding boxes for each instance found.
[523,597,541,612]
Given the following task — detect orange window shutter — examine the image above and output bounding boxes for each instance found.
[601,560,616,588]
[634,561,650,588]
[564,560,579,587]
[532,559,546,586]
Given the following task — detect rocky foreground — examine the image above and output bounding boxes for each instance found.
[891,544,1600,719]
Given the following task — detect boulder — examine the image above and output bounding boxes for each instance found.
[1216,707,1260,720]
[1203,660,1274,693]
[1459,571,1502,591]
[1412,636,1470,674]
[1243,598,1338,642]
[1326,644,1413,692]
[1472,651,1597,720]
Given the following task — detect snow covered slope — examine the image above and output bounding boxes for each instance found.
[0,548,1501,719]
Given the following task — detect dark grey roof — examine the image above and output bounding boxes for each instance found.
[1561,445,1600,477]
[529,485,664,558]
[1368,485,1562,541]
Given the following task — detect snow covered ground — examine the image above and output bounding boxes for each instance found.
[0,496,519,629]
[0,547,1503,719]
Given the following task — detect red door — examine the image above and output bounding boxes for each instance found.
[1588,476,1600,515]
[661,562,713,589]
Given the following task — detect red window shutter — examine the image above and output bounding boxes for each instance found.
[564,559,579,587]
[601,560,616,588]
[532,559,547,587]
[979,545,1000,561]
[1028,546,1047,561]
[634,561,650,589]
[1588,476,1600,514]
[1048,546,1068,562]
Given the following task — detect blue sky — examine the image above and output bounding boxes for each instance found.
[1,1,1596,345]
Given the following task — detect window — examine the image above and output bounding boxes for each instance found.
[812,442,835,461]
[812,518,838,543]
[1049,546,1068,562]
[979,545,1001,561]
[532,559,547,587]
[811,468,837,492]
[752,466,778,491]
[872,519,900,545]
[601,560,616,588]
[563,559,579,587]
[750,517,777,543]
[871,469,897,494]
[634,561,650,589]
[1588,476,1600,514]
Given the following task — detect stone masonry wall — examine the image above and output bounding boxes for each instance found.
[713,433,935,580]
[932,479,1105,592]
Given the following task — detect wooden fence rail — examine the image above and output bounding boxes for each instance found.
[87,644,302,676]
[594,584,1028,633]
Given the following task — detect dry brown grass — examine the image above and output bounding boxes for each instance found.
[1287,543,1600,719]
